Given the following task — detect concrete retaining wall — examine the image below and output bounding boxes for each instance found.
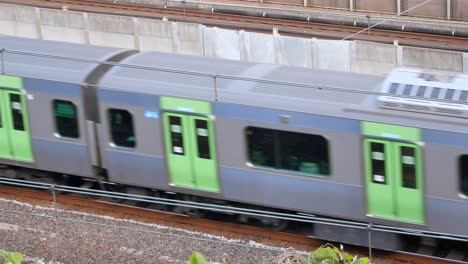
[1,3,467,76]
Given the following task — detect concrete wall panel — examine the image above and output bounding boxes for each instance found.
[355,0,395,13]
[265,0,303,6]
[308,0,349,9]
[0,5,39,38]
[242,32,275,64]
[87,13,134,34]
[0,4,36,23]
[41,26,87,44]
[0,21,39,39]
[175,22,203,56]
[314,39,351,72]
[275,35,313,68]
[203,27,241,60]
[40,9,84,28]
[355,41,397,75]
[88,31,136,49]
[137,19,174,52]
[402,0,446,18]
[402,46,463,72]
[453,0,468,20]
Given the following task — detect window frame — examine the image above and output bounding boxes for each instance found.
[245,126,331,177]
[52,99,80,140]
[107,108,137,150]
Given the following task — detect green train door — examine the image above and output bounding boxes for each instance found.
[163,112,220,192]
[364,139,424,224]
[0,76,34,162]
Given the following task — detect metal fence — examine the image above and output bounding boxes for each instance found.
[1,176,468,261]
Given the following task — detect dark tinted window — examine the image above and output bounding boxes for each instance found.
[430,87,441,99]
[169,116,184,155]
[416,86,427,97]
[401,146,416,189]
[246,127,329,176]
[53,100,79,139]
[460,155,468,196]
[108,109,136,148]
[444,89,455,100]
[460,91,468,102]
[10,94,24,131]
[402,84,412,96]
[370,142,386,184]
[388,83,399,94]
[195,119,210,159]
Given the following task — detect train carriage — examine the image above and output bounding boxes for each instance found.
[1,35,468,251]
[0,36,134,177]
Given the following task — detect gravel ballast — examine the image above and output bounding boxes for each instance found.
[0,198,307,263]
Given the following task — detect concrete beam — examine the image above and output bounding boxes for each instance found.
[403,46,463,72]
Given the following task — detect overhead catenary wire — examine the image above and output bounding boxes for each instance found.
[342,0,434,40]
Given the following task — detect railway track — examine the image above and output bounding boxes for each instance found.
[2,0,468,52]
[0,176,465,263]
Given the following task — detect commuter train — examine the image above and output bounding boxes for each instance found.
[0,35,467,250]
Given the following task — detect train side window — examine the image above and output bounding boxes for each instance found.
[460,155,468,197]
[108,109,136,148]
[246,126,330,176]
[10,94,24,131]
[53,100,79,139]
[246,127,275,168]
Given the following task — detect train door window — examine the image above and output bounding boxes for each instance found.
[401,146,416,189]
[279,131,329,175]
[53,100,79,139]
[169,116,184,155]
[246,127,275,168]
[10,94,24,131]
[460,155,468,196]
[108,109,136,148]
[195,119,210,159]
[370,142,386,184]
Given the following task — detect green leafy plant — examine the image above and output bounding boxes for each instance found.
[188,244,371,264]
[0,250,24,264]
[189,252,206,264]
[309,244,370,264]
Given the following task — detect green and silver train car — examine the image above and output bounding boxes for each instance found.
[1,36,468,251]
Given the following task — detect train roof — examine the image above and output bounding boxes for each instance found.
[99,51,383,114]
[0,35,130,84]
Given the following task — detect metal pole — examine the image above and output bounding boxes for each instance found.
[49,184,58,219]
[366,15,371,35]
[367,223,373,261]
[214,75,218,101]
[1,49,4,75]
[349,0,354,12]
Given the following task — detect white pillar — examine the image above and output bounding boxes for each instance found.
[303,0,307,8]
[397,0,401,15]
[350,0,354,12]
[447,0,451,20]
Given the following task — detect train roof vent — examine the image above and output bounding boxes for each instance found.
[377,69,468,118]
